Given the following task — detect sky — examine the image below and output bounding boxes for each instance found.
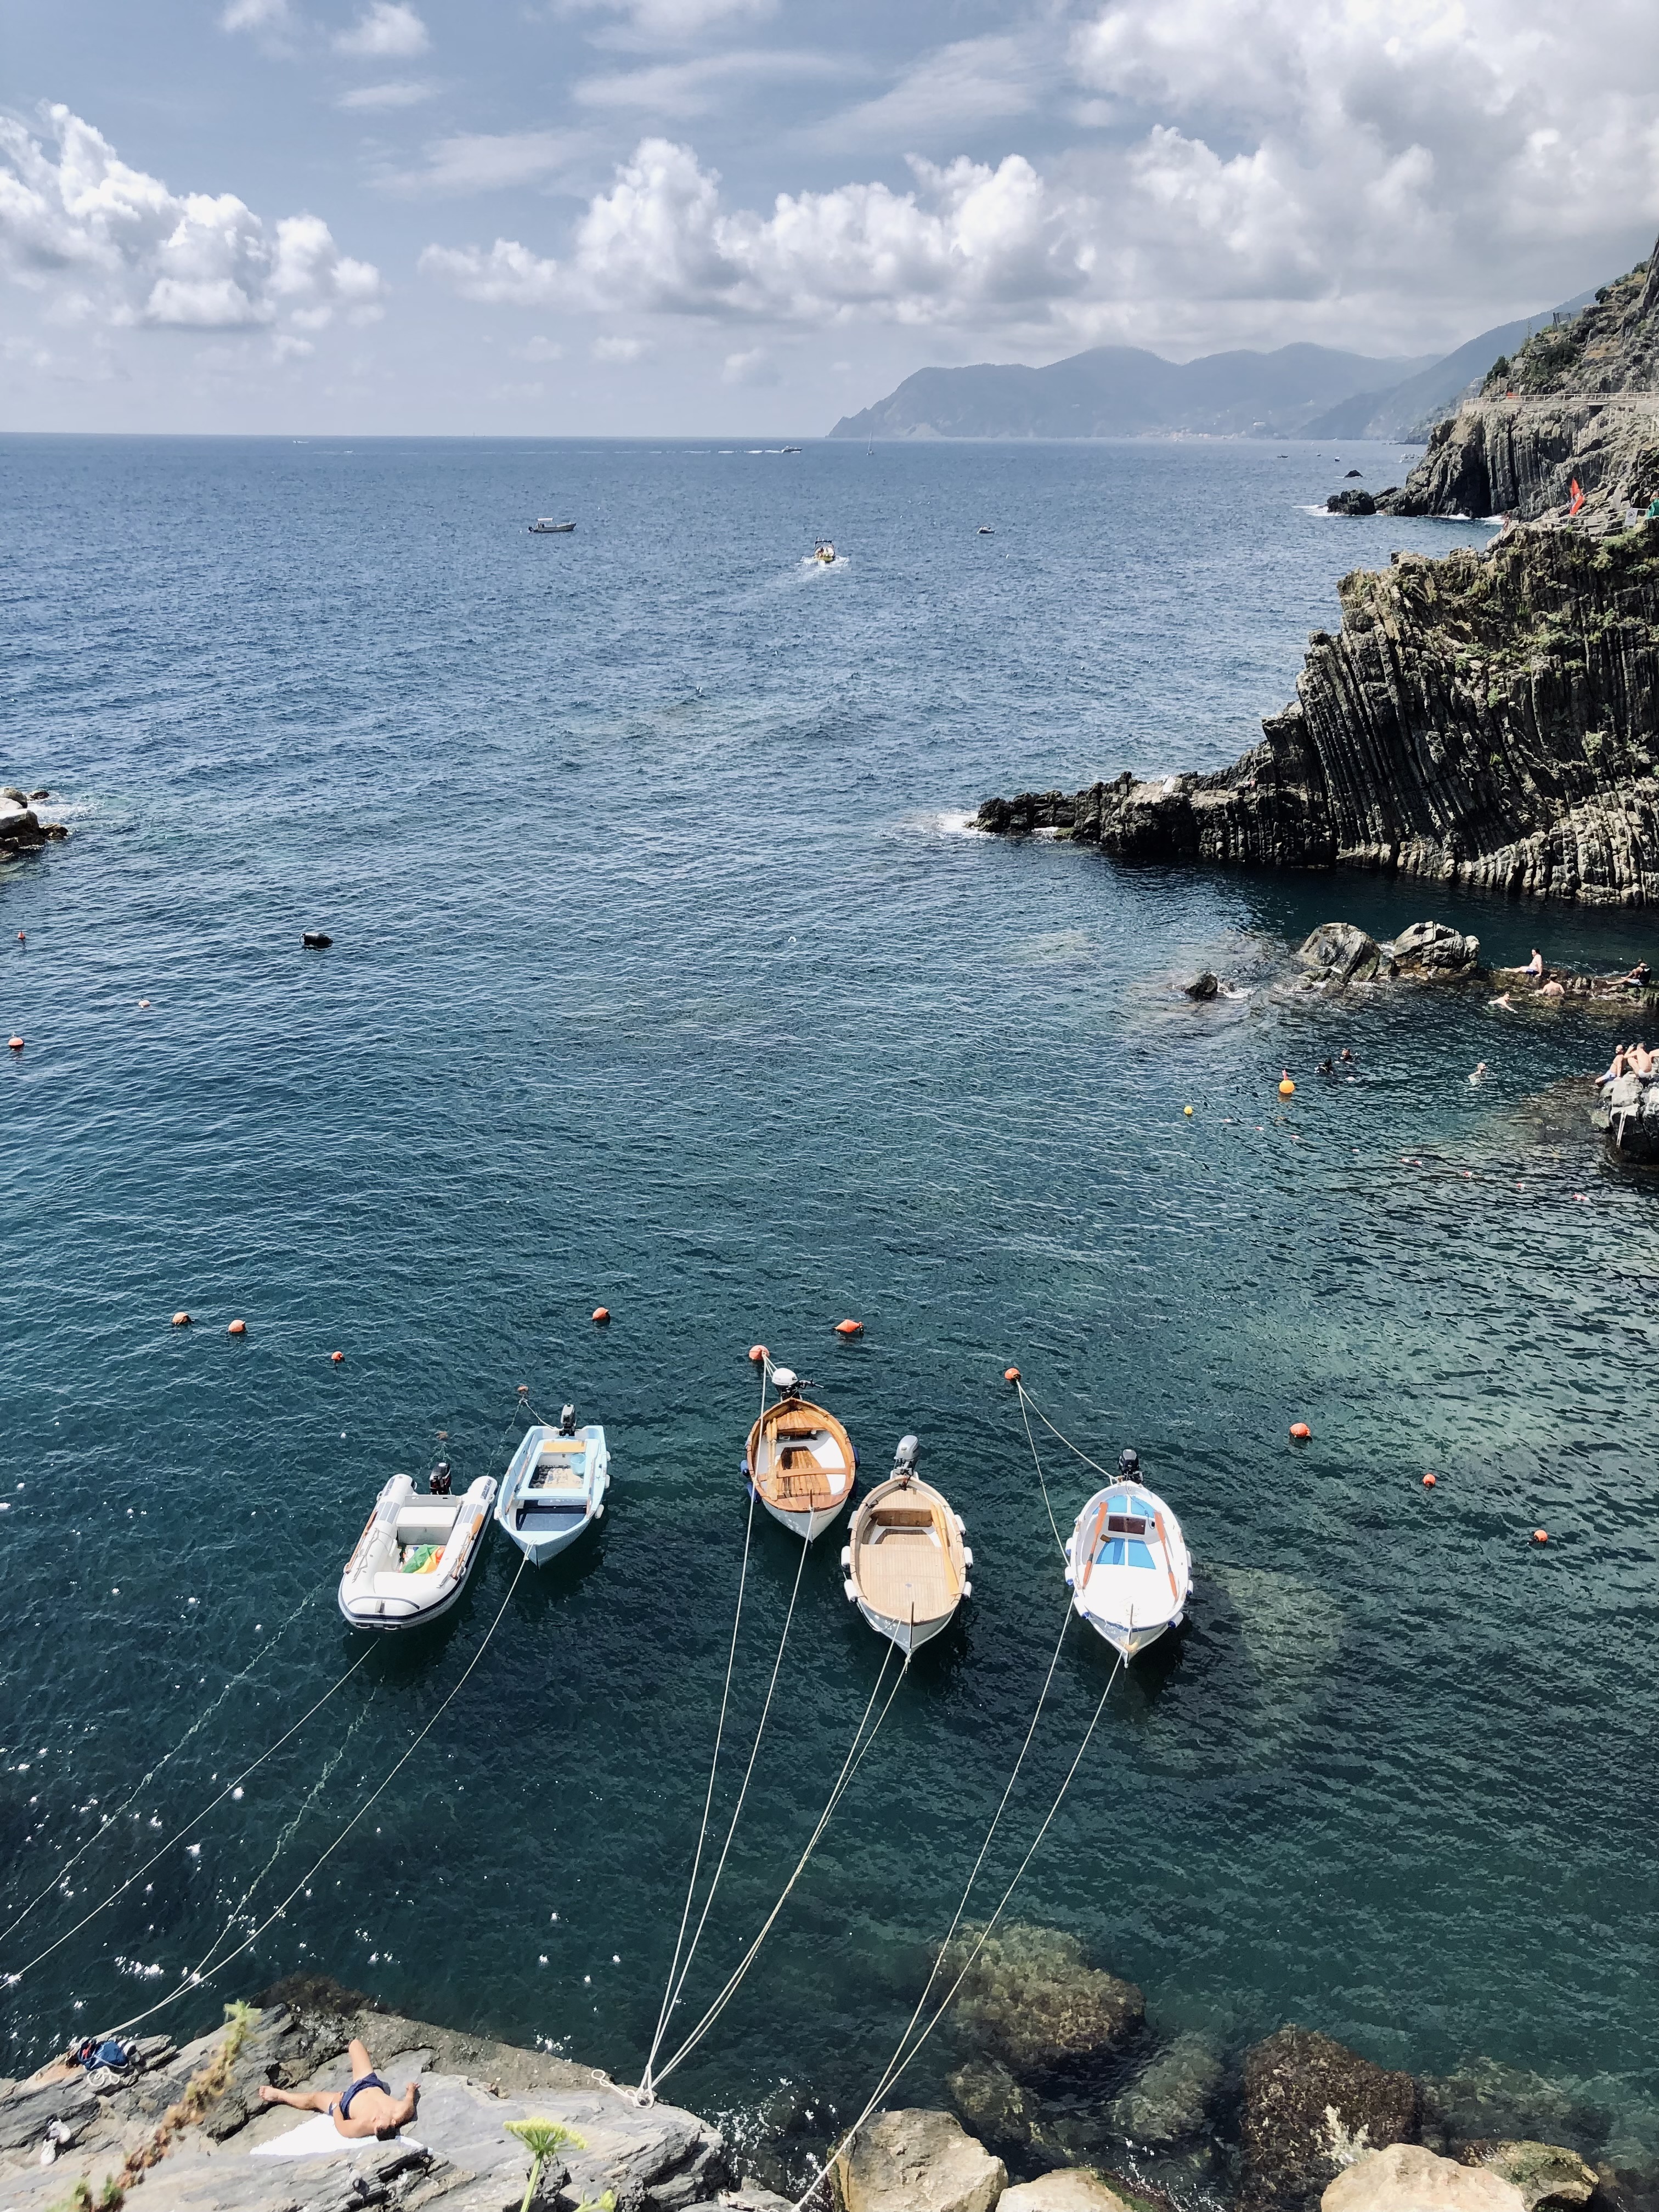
[4,0,1659,435]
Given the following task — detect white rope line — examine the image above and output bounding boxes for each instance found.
[652,1639,907,2089]
[2,1646,375,1991]
[649,1522,811,2087]
[1017,1382,1124,1486]
[795,1642,1127,2212]
[640,1365,769,2100]
[99,1556,529,2040]
[1014,1383,1068,1562]
[0,1589,321,1949]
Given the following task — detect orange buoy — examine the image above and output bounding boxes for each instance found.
[1004,1365,1020,1382]
[7,1036,21,1052]
[1423,1472,1437,1487]
[14,932,22,943]
[748,1344,768,1364]
[834,1318,864,1336]
[592,1306,611,1324]
[518,1384,529,1395]
[330,1350,344,1364]
[1289,1421,1311,1441]
[1533,1527,1548,1544]
[228,1318,247,1336]
[1278,1070,1295,1096]
[172,1311,191,1328]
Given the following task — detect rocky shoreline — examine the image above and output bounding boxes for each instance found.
[2,1942,1646,2212]
[0,785,67,856]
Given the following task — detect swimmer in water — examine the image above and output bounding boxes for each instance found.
[1488,991,1516,1011]
[1469,1061,1488,1084]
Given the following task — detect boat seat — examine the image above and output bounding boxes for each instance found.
[394,1508,459,1546]
[519,1491,588,1515]
[370,1572,433,1598]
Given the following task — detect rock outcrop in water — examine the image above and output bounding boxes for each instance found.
[976,523,1659,906]
[0,786,67,854]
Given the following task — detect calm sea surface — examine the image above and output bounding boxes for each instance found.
[2,435,1656,2173]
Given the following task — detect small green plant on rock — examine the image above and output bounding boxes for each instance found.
[504,2118,586,2212]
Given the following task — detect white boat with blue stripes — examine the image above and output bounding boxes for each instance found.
[1064,1450,1190,1661]
[496,1406,610,1565]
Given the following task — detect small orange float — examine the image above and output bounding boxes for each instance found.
[1533,1528,1549,1544]
[331,1350,344,1363]
[172,1311,191,1328]
[834,1318,864,1336]
[1278,1070,1295,1096]
[1004,1365,1020,1382]
[592,1306,611,1324]
[228,1318,247,1337]
[7,1036,21,1052]
[1289,1420,1311,1441]
[1423,1473,1436,1487]
[748,1344,768,1364]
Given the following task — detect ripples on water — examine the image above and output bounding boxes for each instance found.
[2,435,1656,2171]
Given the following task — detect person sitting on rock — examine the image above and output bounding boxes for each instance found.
[258,2040,419,2141]
[1622,961,1651,986]
[1523,950,1544,976]
[1596,1046,1630,1087]
[1634,1042,1657,1077]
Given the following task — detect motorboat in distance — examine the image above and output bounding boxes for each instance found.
[529,518,575,533]
[745,1359,856,1540]
[977,525,994,534]
[842,1435,970,1655]
[338,1472,496,1630]
[812,540,837,563]
[496,1405,610,1565]
[1064,1451,1190,1661]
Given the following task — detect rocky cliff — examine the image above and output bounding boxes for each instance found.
[977,520,1659,905]
[1382,239,1659,524]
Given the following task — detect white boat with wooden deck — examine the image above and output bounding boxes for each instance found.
[744,1361,856,1541]
[338,1472,496,1631]
[1064,1452,1190,1660]
[841,1435,970,1654]
[496,1406,609,1565]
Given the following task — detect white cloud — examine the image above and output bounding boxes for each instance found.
[574,50,845,120]
[514,335,566,361]
[221,0,291,30]
[721,344,777,385]
[0,104,385,332]
[390,130,589,195]
[335,2,430,59]
[817,35,1045,148]
[571,0,775,38]
[338,80,434,110]
[592,334,646,360]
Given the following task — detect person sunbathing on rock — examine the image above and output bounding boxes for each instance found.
[258,2039,419,2140]
[1634,1042,1657,1076]
[1622,961,1651,986]
[1596,1046,1631,1087]
[1522,950,1544,977]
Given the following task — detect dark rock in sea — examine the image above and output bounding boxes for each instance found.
[948,2055,1040,2147]
[1105,2032,1224,2146]
[1297,923,1381,986]
[1327,489,1377,515]
[1,787,27,806]
[302,929,333,949]
[1390,919,1481,975]
[1184,969,1220,999]
[1345,470,1364,478]
[27,788,48,800]
[943,1922,1145,2083]
[975,524,1659,905]
[1238,2024,1420,2212]
[1460,2140,1600,2211]
[1593,1070,1659,1159]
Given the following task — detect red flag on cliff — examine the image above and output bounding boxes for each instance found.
[1569,478,1585,514]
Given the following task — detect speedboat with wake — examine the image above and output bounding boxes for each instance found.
[842,1435,970,1654]
[338,1472,496,1630]
[1064,1448,1190,1660]
[496,1404,609,1565]
[812,540,837,564]
[745,1354,856,1540]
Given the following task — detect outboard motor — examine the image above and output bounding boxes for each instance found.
[558,1403,577,1437]
[770,1366,799,1399]
[428,1458,452,1497]
[893,1434,919,1479]
[1119,1447,1140,1477]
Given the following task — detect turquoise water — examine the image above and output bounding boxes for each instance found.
[3,434,1657,2179]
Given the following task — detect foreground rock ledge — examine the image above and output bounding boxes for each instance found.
[976,527,1659,907]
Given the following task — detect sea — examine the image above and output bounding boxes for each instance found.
[2,433,1656,2186]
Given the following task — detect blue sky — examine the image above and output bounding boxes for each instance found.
[5,0,1659,433]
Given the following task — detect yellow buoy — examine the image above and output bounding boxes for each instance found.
[1278,1070,1295,1096]
[1184,1104,1194,1116]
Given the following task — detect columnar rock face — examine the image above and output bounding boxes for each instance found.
[977,526,1659,906]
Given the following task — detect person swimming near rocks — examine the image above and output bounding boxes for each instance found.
[258,2039,419,2141]
[1317,1057,1335,1075]
[1469,1061,1488,1084]
[1539,977,1566,998]
[1488,990,1516,1010]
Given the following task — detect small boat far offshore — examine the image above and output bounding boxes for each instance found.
[842,1435,970,1654]
[338,1472,496,1630]
[529,518,576,533]
[496,1405,610,1565]
[812,540,837,563]
[745,1356,856,1540]
[1064,1449,1190,1661]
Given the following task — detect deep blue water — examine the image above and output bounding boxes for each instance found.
[3,435,1658,2177]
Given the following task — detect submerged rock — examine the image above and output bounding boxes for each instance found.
[944,1923,1144,2081]
[1297,924,1382,987]
[1324,2143,1527,2212]
[947,2056,1039,2147]
[1240,2025,1420,2212]
[1460,2141,1600,2211]
[1420,2056,1598,2153]
[834,2108,1007,2212]
[1106,2032,1224,2145]
[1183,969,1220,999]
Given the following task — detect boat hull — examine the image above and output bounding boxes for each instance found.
[843,1470,968,1652]
[754,1486,849,1543]
[853,1595,956,1654]
[1065,1480,1190,1666]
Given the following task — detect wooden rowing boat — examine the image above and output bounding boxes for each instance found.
[842,1436,970,1654]
[745,1365,856,1540]
[496,1409,609,1566]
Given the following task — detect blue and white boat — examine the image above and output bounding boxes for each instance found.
[495,1407,610,1565]
[1064,1453,1190,1660]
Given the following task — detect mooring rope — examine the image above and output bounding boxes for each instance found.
[794,1640,1127,2212]
[0,1587,321,1949]
[651,1637,907,2090]
[1015,1379,1124,1487]
[1,1645,375,1991]
[98,1556,529,2040]
[1014,1383,1068,1562]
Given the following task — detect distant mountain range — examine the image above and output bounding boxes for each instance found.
[828,295,1598,444]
